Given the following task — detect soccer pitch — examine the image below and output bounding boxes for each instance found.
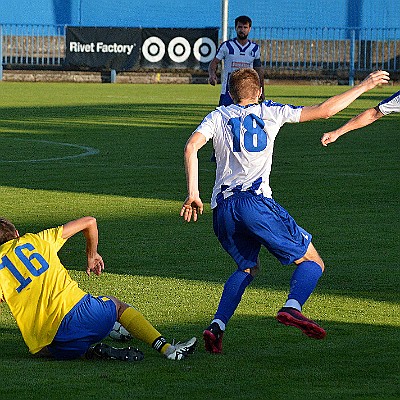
[0,81,398,399]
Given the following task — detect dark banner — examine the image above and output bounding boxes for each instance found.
[65,27,142,70]
[140,28,218,70]
[64,27,218,71]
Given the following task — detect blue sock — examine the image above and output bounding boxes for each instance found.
[287,261,323,308]
[214,270,254,327]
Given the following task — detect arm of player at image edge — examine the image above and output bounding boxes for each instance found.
[62,216,104,276]
[299,70,390,123]
[320,106,385,146]
[180,131,208,222]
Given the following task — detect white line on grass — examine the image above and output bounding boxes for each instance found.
[0,138,99,163]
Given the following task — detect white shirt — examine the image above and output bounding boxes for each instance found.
[215,38,261,96]
[378,91,400,115]
[196,101,303,208]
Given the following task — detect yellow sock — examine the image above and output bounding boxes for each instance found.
[119,307,171,354]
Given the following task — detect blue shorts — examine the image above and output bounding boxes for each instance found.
[213,192,312,269]
[219,93,234,107]
[47,294,117,360]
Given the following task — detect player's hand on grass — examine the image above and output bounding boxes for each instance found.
[360,70,390,91]
[321,130,341,146]
[86,253,105,276]
[180,196,203,222]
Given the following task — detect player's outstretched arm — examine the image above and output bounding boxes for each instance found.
[321,107,384,146]
[180,131,207,222]
[300,70,390,122]
[62,216,104,276]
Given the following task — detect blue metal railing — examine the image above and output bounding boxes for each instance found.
[1,23,66,67]
[248,26,399,83]
[1,24,399,84]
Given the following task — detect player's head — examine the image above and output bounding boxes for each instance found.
[229,68,261,104]
[235,16,252,40]
[0,218,18,246]
[235,15,252,28]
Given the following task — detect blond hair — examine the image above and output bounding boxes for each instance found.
[228,68,261,104]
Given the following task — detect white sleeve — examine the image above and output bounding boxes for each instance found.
[281,104,303,123]
[377,91,400,115]
[261,101,303,126]
[194,111,218,141]
[215,42,227,61]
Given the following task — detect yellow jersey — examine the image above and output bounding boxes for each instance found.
[0,226,86,354]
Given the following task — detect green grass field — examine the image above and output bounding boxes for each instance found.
[0,81,398,400]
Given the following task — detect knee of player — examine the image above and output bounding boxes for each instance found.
[316,258,325,272]
[244,261,260,277]
[109,296,129,319]
[308,256,325,272]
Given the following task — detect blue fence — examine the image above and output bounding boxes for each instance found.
[1,24,399,84]
[250,26,399,84]
[0,24,66,68]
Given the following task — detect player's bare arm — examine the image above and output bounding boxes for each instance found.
[208,57,220,86]
[299,70,390,122]
[180,131,207,222]
[62,216,104,276]
[321,107,384,146]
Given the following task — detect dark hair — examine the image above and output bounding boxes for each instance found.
[0,218,18,245]
[229,68,260,104]
[235,15,252,27]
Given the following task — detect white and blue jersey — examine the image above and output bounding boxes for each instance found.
[377,91,400,115]
[215,38,261,99]
[195,100,310,267]
[196,100,303,209]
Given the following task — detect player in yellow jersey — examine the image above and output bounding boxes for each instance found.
[0,216,196,361]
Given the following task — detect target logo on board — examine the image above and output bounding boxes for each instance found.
[193,37,216,63]
[142,36,166,62]
[141,29,217,65]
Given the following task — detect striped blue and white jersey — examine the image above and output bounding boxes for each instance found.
[378,91,400,115]
[215,38,261,96]
[195,100,303,209]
